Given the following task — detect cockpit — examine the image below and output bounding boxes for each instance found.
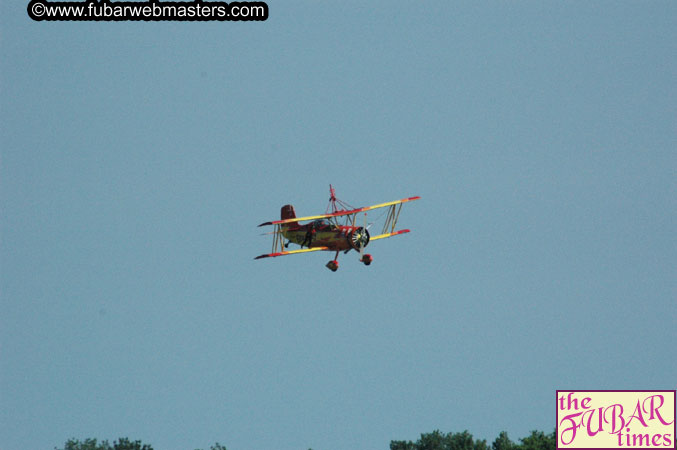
[311,219,331,229]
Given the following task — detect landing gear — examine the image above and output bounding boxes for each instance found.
[325,251,371,271]
[326,250,340,272]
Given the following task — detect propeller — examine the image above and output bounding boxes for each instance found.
[359,213,366,260]
[347,213,370,253]
[358,213,374,265]
[349,213,370,260]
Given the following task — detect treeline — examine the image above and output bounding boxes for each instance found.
[55,439,227,450]
[56,430,556,450]
[390,430,555,450]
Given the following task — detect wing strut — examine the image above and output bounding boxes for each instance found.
[270,224,285,254]
[382,203,403,234]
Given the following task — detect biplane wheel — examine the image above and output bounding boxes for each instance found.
[326,260,339,272]
[361,254,373,266]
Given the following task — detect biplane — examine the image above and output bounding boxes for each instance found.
[255,186,420,271]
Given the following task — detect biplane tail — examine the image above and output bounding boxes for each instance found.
[280,205,298,228]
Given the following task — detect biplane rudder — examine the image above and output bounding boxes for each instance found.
[280,205,299,228]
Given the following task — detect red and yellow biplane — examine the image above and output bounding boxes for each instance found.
[255,186,420,271]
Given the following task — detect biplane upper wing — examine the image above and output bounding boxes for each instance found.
[258,196,420,227]
[254,246,330,259]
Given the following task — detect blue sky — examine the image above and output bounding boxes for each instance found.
[1,1,675,450]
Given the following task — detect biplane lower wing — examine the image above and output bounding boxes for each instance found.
[258,196,420,227]
[254,246,330,259]
[369,229,411,241]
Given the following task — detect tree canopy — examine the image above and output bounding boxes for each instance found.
[55,439,228,450]
[56,430,556,450]
[56,438,154,450]
[390,430,555,450]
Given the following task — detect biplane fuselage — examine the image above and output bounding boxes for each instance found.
[281,222,359,252]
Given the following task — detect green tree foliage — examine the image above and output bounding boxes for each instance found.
[58,430,554,450]
[194,444,228,450]
[390,430,488,450]
[518,430,555,450]
[390,441,416,450]
[57,438,102,450]
[492,431,516,450]
[391,430,553,450]
[56,438,153,450]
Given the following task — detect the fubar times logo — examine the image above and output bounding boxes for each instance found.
[556,390,676,449]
